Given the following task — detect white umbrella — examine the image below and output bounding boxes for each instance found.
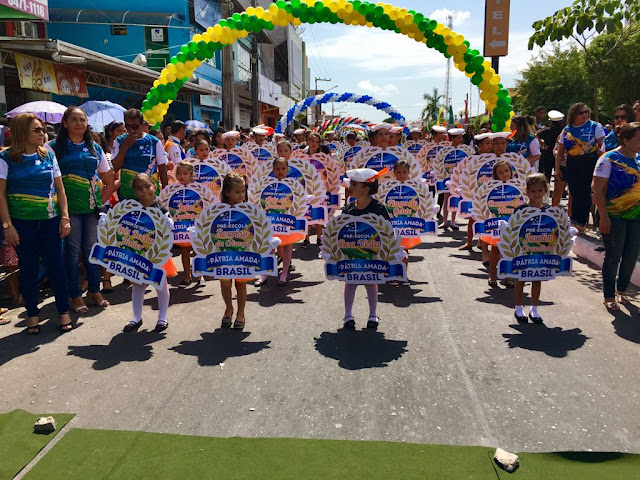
[6,100,67,124]
[79,100,126,133]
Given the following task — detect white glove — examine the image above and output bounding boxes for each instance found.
[320,251,331,261]
[97,212,108,227]
[569,226,579,238]
[268,237,282,249]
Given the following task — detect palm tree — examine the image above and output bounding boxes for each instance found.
[421,88,443,123]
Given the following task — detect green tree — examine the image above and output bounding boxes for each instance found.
[512,45,591,116]
[529,0,640,121]
[421,88,443,123]
[589,31,640,120]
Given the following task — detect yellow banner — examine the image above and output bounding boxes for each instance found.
[15,53,57,93]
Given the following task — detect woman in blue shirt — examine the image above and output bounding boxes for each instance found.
[592,122,640,311]
[555,102,605,231]
[0,113,72,334]
[49,107,115,314]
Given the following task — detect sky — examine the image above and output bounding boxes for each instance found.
[300,0,576,124]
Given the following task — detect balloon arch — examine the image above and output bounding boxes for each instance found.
[275,92,405,133]
[141,1,514,132]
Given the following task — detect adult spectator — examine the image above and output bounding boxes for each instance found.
[49,106,114,313]
[604,104,635,151]
[537,110,565,182]
[0,113,72,334]
[462,125,475,145]
[507,115,541,168]
[592,122,640,310]
[632,100,640,121]
[165,120,187,172]
[555,102,605,231]
[534,106,547,131]
[111,108,168,200]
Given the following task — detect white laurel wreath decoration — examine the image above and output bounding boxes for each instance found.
[498,206,572,260]
[248,176,308,219]
[97,199,172,265]
[376,180,437,222]
[212,147,254,178]
[191,202,273,257]
[433,146,474,182]
[470,179,528,222]
[385,146,422,181]
[419,143,443,173]
[320,213,404,263]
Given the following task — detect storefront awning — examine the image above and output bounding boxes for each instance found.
[48,9,184,27]
[0,38,208,101]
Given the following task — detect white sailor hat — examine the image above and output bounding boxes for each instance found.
[274,132,285,137]
[389,126,403,134]
[222,130,240,139]
[410,127,422,133]
[474,132,492,141]
[371,123,393,132]
[448,128,465,136]
[491,131,511,140]
[293,128,306,135]
[548,110,565,121]
[431,125,447,133]
[252,127,268,135]
[346,167,390,183]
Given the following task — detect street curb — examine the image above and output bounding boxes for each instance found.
[571,235,640,287]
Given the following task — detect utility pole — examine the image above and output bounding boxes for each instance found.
[221,0,234,130]
[314,76,331,126]
[250,0,260,127]
[443,14,453,120]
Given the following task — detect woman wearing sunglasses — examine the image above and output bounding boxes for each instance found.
[0,114,72,334]
[603,104,635,151]
[554,102,605,232]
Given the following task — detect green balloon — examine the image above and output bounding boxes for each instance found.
[180,45,189,55]
[186,52,196,61]
[157,84,166,94]
[497,88,509,98]
[365,12,374,22]
[188,42,198,53]
[232,13,240,21]
[159,93,168,103]
[196,51,206,61]
[314,2,323,13]
[426,36,437,48]
[429,19,438,30]
[142,100,151,110]
[473,56,484,66]
[165,83,176,93]
[465,64,475,74]
[170,57,178,65]
[374,5,384,15]
[471,73,483,85]
[414,13,424,23]
[176,53,186,63]
[418,20,429,31]
[497,98,506,107]
[463,40,470,47]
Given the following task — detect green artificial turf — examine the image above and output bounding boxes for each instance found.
[25,429,499,480]
[22,428,640,480]
[0,410,75,479]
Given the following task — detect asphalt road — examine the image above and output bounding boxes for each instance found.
[1,225,639,454]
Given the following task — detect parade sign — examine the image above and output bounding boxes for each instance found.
[352,146,421,182]
[191,202,277,279]
[249,176,308,237]
[158,183,216,244]
[472,179,527,239]
[498,206,573,281]
[341,144,362,171]
[405,140,427,156]
[307,152,342,217]
[377,180,438,237]
[321,213,406,284]
[213,148,253,177]
[245,143,276,171]
[89,200,172,288]
[433,145,475,193]
[420,142,448,186]
[255,156,327,225]
[450,153,533,217]
[191,157,232,199]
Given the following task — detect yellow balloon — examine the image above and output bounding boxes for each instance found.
[489,75,500,86]
[479,81,489,90]
[482,60,492,70]
[193,34,202,43]
[152,105,162,115]
[441,27,450,37]
[269,4,279,15]
[153,80,159,88]
[246,6,255,15]
[166,73,176,83]
[465,71,473,78]
[447,44,456,55]
[201,33,210,43]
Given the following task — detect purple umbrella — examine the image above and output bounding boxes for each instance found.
[7,101,67,124]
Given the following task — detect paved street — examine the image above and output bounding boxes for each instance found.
[1,224,639,454]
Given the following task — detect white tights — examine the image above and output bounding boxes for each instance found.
[130,280,170,326]
[344,283,378,320]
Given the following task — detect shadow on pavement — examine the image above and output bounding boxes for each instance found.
[314,329,408,370]
[67,330,166,370]
[609,303,640,344]
[170,329,271,366]
[378,284,441,307]
[502,323,589,358]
